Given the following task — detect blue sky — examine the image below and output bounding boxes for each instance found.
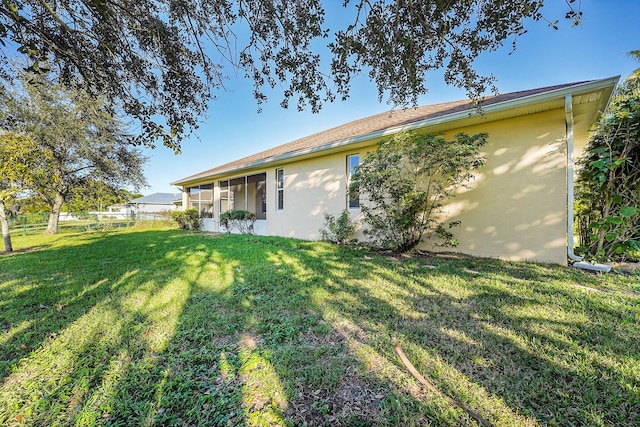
[143,1,640,194]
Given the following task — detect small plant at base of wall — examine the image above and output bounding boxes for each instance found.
[171,209,202,230]
[220,210,256,235]
[320,209,356,245]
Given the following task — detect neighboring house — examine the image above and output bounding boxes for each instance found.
[126,193,181,216]
[107,203,126,213]
[172,78,618,264]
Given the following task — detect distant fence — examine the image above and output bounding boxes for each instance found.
[7,211,171,235]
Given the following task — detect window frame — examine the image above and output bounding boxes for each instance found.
[346,154,360,209]
[276,168,284,211]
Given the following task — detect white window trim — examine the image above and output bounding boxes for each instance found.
[346,154,360,210]
[276,168,284,211]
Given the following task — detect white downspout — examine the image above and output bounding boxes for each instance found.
[565,95,611,272]
[565,95,582,262]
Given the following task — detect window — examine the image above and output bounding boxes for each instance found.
[219,180,230,212]
[347,154,360,209]
[276,168,284,210]
[188,184,214,218]
[218,173,267,219]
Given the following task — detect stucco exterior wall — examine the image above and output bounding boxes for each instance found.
[266,152,364,239]
[263,108,570,264]
[420,109,569,264]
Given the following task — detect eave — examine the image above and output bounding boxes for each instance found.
[172,77,619,187]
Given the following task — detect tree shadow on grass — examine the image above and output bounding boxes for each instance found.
[375,257,640,426]
[252,244,639,426]
[0,231,638,426]
[0,230,218,423]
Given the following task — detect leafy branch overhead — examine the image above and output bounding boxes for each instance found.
[0,0,581,150]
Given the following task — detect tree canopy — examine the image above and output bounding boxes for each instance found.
[0,0,582,151]
[0,72,147,234]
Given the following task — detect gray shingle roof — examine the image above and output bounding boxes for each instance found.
[173,80,596,186]
[128,193,181,205]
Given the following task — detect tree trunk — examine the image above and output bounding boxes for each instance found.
[46,193,65,234]
[0,199,13,252]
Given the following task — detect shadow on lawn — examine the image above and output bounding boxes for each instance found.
[0,230,638,426]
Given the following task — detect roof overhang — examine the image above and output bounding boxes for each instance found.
[173,77,619,187]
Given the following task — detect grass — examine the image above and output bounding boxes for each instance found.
[0,226,639,426]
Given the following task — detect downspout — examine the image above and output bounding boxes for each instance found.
[565,95,581,262]
[565,95,611,272]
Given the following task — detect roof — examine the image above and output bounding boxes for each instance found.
[173,77,619,186]
[127,193,181,205]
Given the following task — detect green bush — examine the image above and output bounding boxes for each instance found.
[351,130,487,252]
[320,209,355,244]
[576,67,640,262]
[171,209,202,230]
[219,209,256,234]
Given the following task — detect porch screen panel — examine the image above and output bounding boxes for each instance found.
[219,180,230,213]
[247,173,267,220]
[200,184,214,218]
[189,187,201,211]
[230,177,246,210]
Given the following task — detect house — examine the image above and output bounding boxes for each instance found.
[126,193,181,217]
[107,203,126,213]
[172,78,619,264]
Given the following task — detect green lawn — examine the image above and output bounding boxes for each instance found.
[1,227,638,426]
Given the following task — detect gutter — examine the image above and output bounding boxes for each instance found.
[565,94,611,273]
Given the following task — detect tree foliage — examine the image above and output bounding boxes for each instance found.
[0,130,51,250]
[576,59,640,261]
[352,130,487,252]
[0,72,147,234]
[0,1,581,150]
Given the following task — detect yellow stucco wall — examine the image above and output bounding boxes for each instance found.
[266,152,365,239]
[421,109,569,264]
[265,108,570,264]
[183,107,572,264]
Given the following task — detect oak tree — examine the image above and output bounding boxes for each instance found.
[0,73,147,234]
[0,1,582,150]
